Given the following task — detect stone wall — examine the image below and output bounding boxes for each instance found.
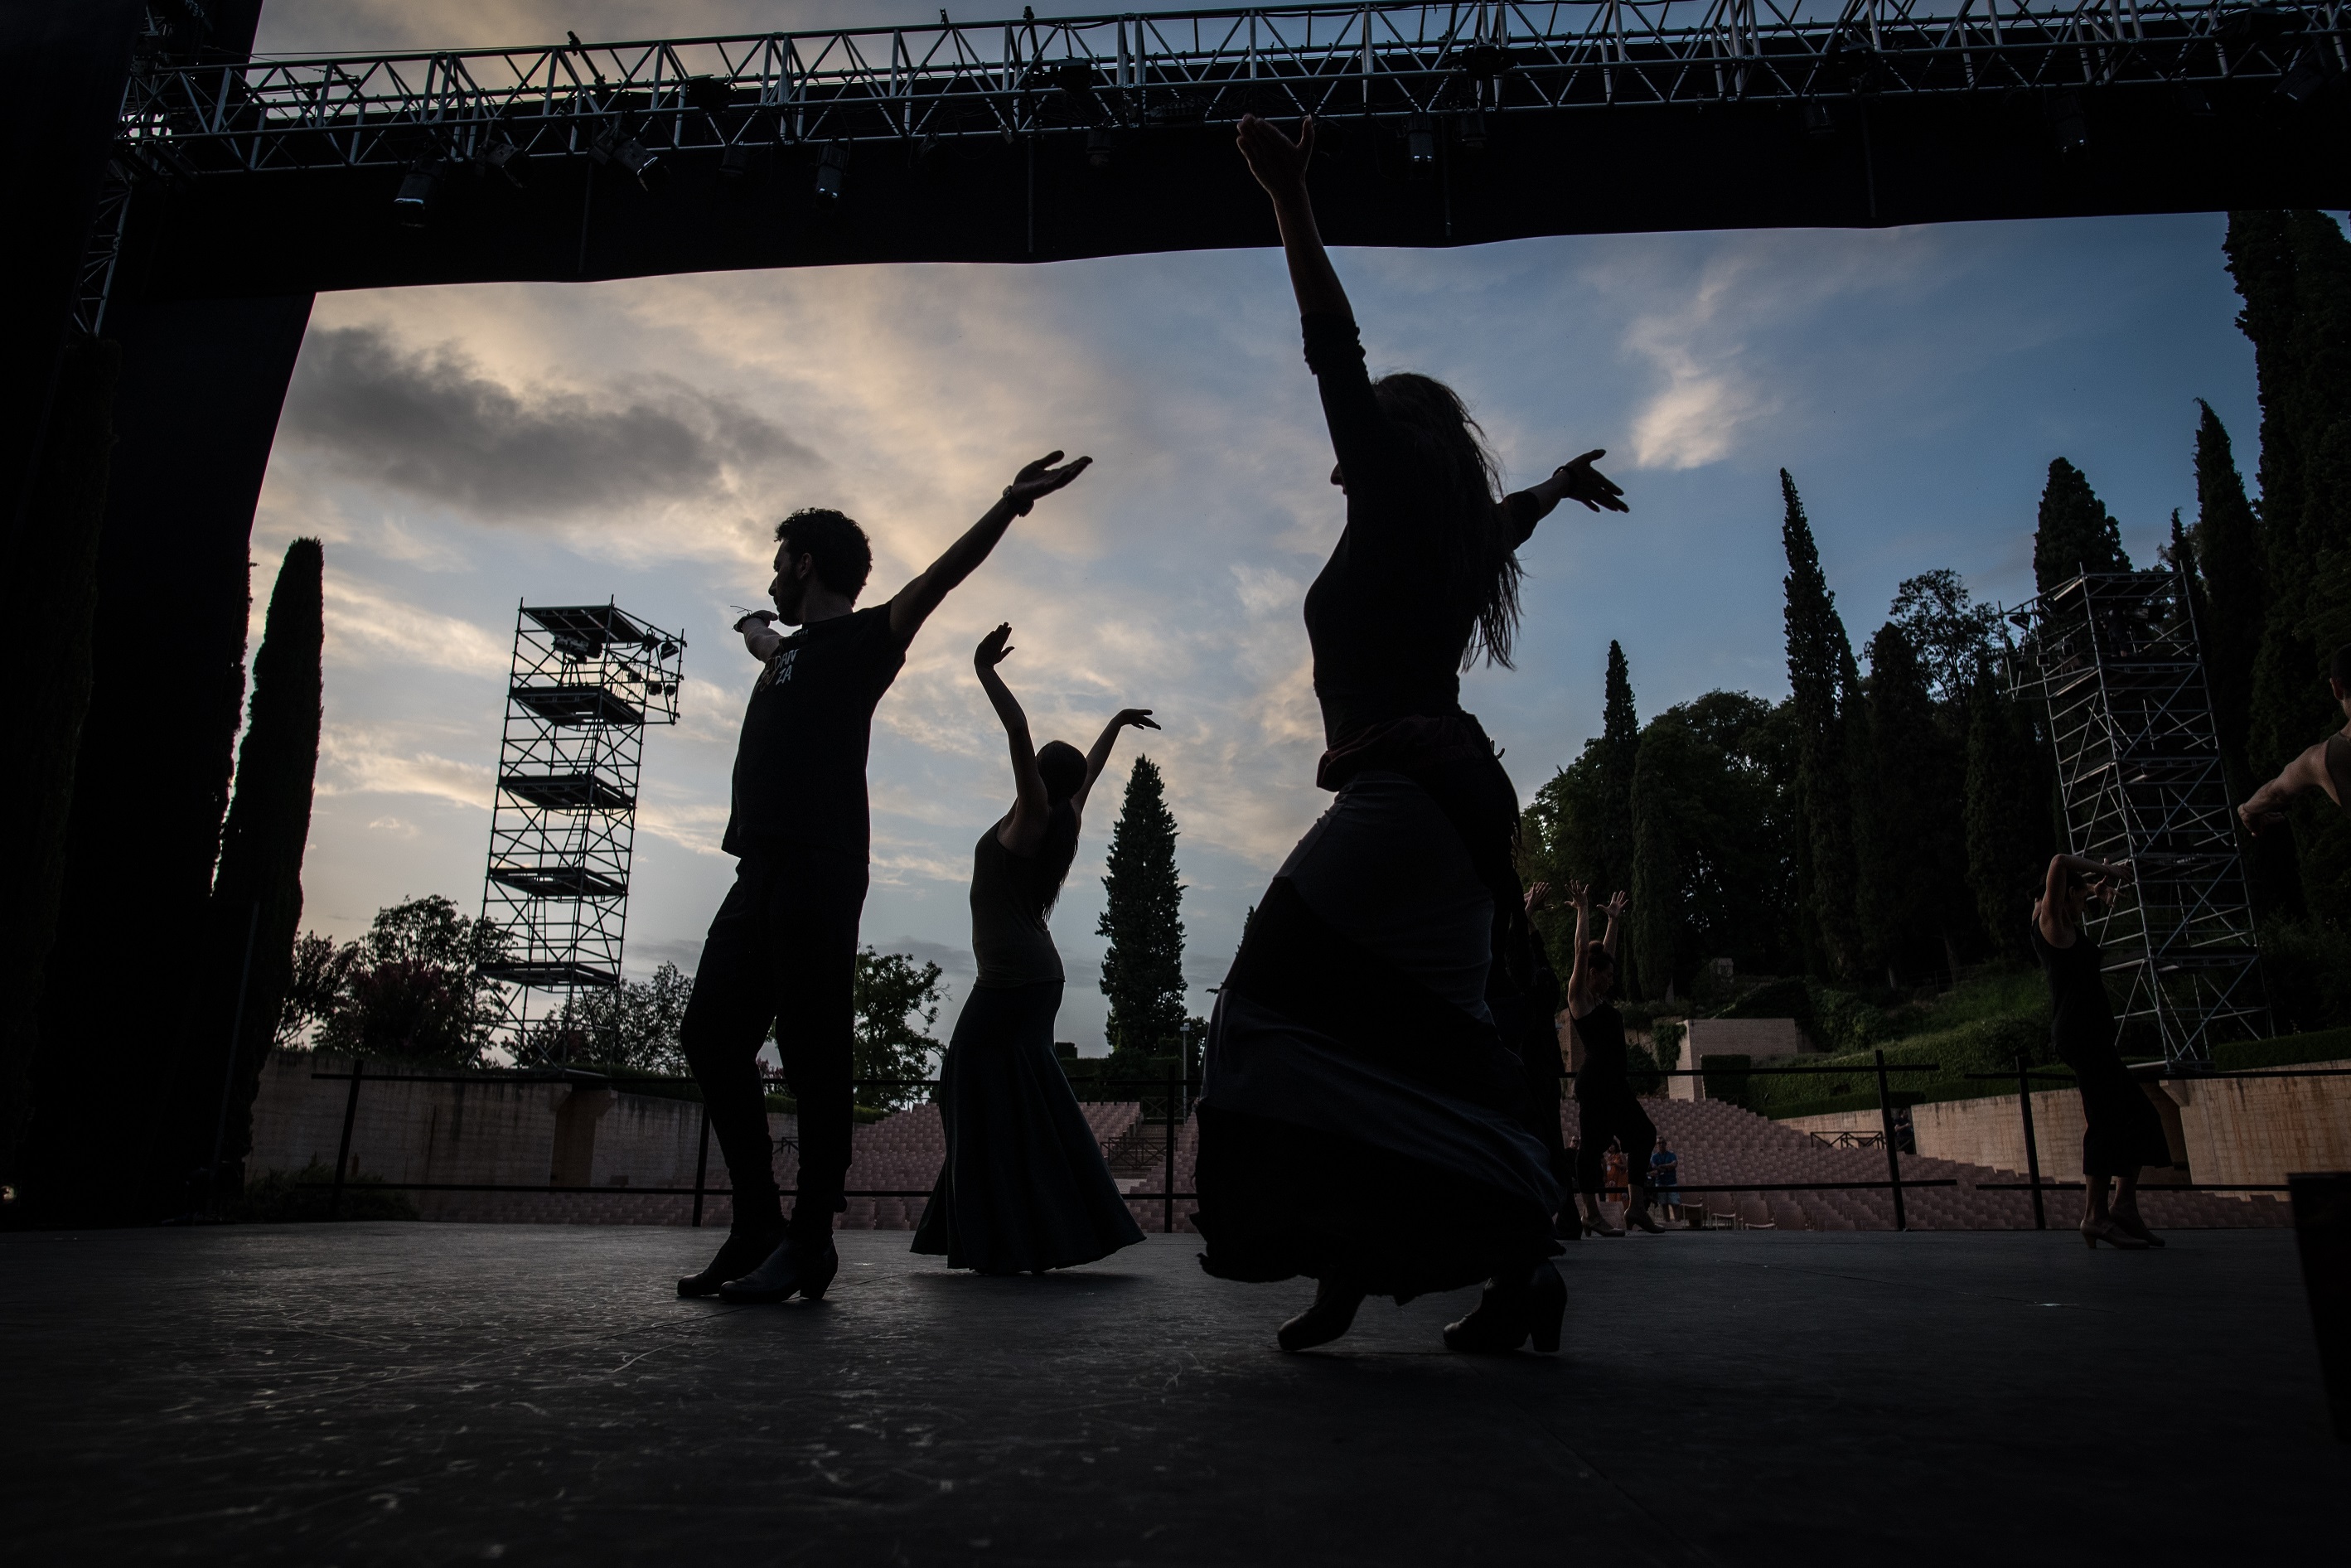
[248,1051,794,1225]
[1783,1059,2351,1188]
[1666,1018,1809,1101]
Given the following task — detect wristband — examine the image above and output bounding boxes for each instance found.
[1002,485,1033,518]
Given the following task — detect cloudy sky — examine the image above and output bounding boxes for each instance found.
[250,2,2276,1052]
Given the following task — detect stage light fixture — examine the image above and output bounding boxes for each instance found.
[720,143,750,179]
[1086,127,1115,169]
[479,136,527,186]
[593,128,667,191]
[1803,99,1836,136]
[1406,114,1436,166]
[2280,48,2337,102]
[2046,91,2087,151]
[393,161,443,225]
[1458,109,1488,149]
[816,140,851,199]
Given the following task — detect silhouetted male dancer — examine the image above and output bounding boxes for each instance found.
[2240,643,2351,831]
[676,451,1093,1305]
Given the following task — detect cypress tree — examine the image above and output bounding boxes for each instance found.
[1860,624,1971,984]
[2031,458,2131,599]
[1627,719,1685,1000]
[174,540,325,1203]
[2193,399,2268,786]
[1096,756,1188,1053]
[1963,669,2055,962]
[1779,470,1863,980]
[2227,210,2351,920]
[1597,639,1641,994]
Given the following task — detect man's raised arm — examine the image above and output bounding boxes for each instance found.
[888,451,1092,646]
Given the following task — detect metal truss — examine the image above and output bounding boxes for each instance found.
[478,603,685,1057]
[109,0,2351,175]
[2008,567,2269,1064]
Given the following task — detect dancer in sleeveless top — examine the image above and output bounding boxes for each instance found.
[1193,113,1631,1356]
[2030,853,2171,1249]
[912,624,1154,1273]
[1565,883,1660,1236]
[2239,642,2351,832]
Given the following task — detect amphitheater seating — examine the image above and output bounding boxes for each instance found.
[806,1091,2290,1235]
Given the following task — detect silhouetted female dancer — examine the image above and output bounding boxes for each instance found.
[1192,114,1629,1354]
[2031,853,2170,1249]
[912,624,1154,1273]
[1566,883,1660,1236]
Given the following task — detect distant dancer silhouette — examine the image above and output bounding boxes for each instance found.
[1192,112,1629,1356]
[2030,853,2170,1249]
[673,452,1092,1305]
[912,622,1153,1273]
[1566,883,1659,1237]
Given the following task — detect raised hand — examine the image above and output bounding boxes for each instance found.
[1003,451,1093,515]
[1603,889,1629,920]
[1566,879,1591,911]
[1235,113,1316,201]
[975,622,1014,670]
[1523,880,1553,917]
[1111,707,1161,732]
[1555,450,1629,514]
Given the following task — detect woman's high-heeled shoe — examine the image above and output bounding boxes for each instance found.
[1278,1279,1367,1353]
[1444,1261,1566,1354]
[2111,1209,2165,1247]
[2080,1217,2150,1250]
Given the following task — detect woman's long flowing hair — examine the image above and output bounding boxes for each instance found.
[1371,371,1525,669]
[1032,740,1087,913]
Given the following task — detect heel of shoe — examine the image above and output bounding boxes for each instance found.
[2082,1228,2099,1249]
[799,1247,840,1301]
[1528,1263,1565,1354]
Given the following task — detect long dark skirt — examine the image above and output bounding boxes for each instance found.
[912,980,1144,1273]
[1193,770,1560,1299]
[2060,1043,2174,1179]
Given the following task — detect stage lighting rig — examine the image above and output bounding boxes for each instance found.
[592,127,665,191]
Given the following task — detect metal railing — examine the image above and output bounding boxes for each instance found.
[309,1060,1203,1232]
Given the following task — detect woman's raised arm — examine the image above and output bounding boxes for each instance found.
[975,623,1051,854]
[1236,114,1348,320]
[1073,706,1162,815]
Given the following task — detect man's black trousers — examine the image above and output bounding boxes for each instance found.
[680,844,868,1241]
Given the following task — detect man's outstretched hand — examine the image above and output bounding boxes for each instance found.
[1003,451,1092,515]
[1236,114,1316,201]
[1554,449,1629,514]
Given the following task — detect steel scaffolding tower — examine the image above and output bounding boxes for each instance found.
[2007,567,2267,1065]
[479,603,685,1056]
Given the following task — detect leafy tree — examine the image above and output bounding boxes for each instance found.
[276,932,353,1048]
[1963,671,2055,962]
[1780,470,1863,980]
[523,963,694,1074]
[1623,693,1800,996]
[313,895,510,1067]
[1096,756,1188,1053]
[176,538,325,1194]
[1886,569,2003,706]
[851,948,945,1110]
[2031,457,2131,598]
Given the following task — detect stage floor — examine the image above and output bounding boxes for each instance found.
[2,1224,2341,1564]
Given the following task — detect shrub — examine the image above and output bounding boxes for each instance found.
[230,1160,417,1222]
[2259,917,2351,1034]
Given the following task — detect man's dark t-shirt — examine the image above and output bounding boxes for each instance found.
[722,604,906,859]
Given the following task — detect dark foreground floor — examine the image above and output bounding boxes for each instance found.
[1,1225,2341,1566]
